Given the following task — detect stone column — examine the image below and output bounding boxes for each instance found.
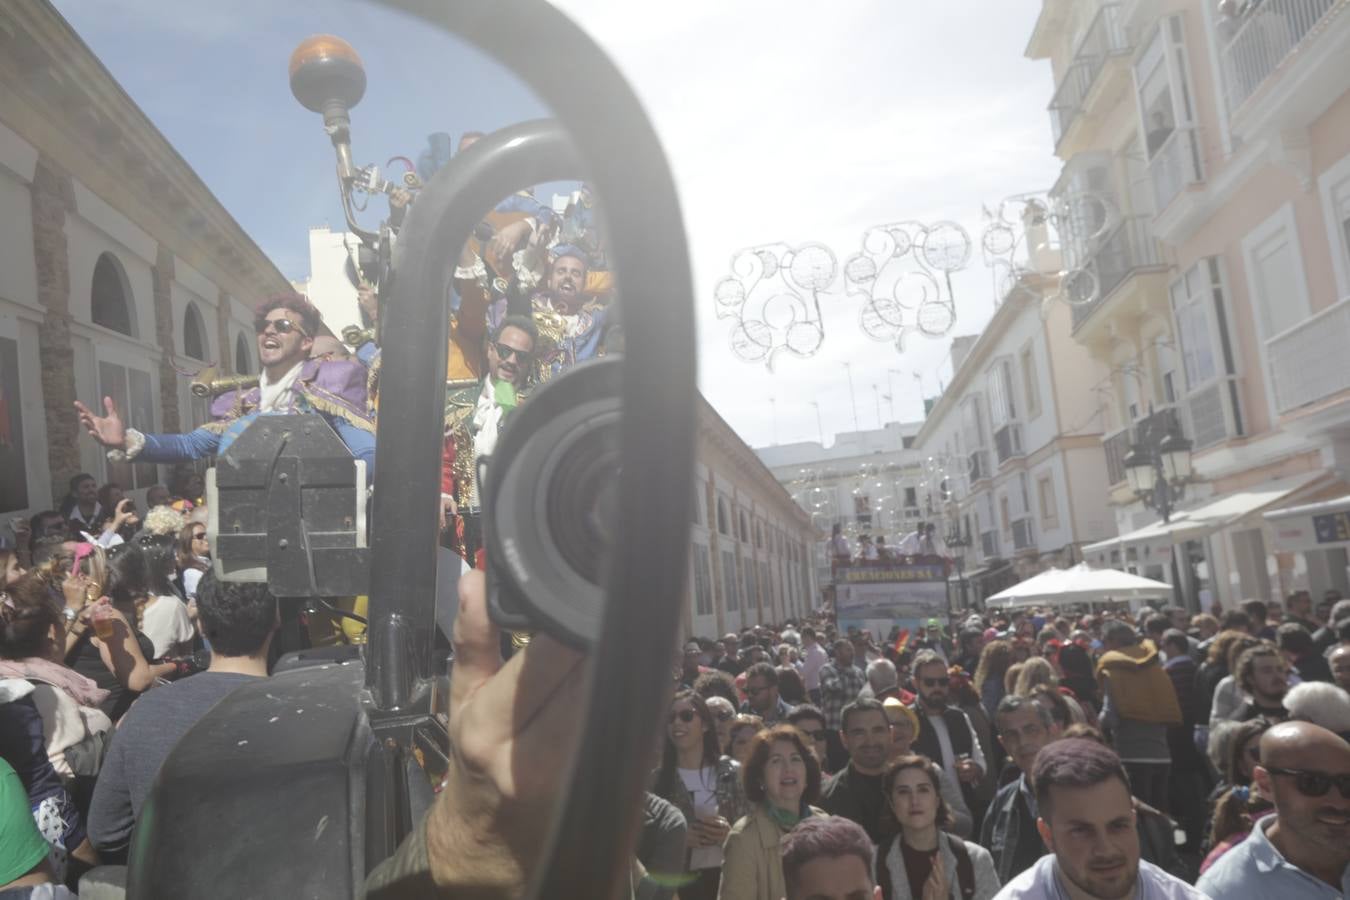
[216,288,233,374]
[30,156,79,505]
[151,245,180,434]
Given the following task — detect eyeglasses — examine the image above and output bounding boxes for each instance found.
[255,318,308,337]
[1264,766,1350,799]
[919,677,947,688]
[669,709,697,724]
[800,729,826,742]
[492,341,532,362]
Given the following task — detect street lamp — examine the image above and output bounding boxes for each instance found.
[944,505,974,611]
[1123,413,1193,524]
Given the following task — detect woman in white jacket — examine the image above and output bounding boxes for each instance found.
[875,754,1000,900]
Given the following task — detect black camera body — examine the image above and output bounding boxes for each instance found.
[480,357,621,649]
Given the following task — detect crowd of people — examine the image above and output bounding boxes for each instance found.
[647,596,1350,899]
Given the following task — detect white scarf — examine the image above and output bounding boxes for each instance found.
[257,361,305,413]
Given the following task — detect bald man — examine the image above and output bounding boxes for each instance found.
[1197,721,1350,898]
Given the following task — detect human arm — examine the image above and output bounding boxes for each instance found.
[366,569,587,898]
[333,419,376,471]
[92,603,174,691]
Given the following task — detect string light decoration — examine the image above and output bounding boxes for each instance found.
[714,242,838,370]
[843,220,972,352]
[979,191,1121,314]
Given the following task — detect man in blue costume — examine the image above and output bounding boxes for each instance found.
[75,294,375,468]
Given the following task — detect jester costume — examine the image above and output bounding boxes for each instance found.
[115,359,375,468]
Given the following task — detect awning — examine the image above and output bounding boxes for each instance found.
[1265,494,1350,553]
[986,563,1172,608]
[1083,471,1329,556]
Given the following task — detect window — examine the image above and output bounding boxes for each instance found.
[91,253,137,337]
[961,395,986,450]
[721,550,739,611]
[904,486,918,509]
[853,494,871,529]
[0,337,30,513]
[1020,343,1041,420]
[744,562,758,614]
[717,497,730,535]
[183,302,208,361]
[691,486,703,526]
[759,562,772,618]
[234,333,252,375]
[754,520,763,549]
[1038,475,1059,530]
[986,360,1017,427]
[902,436,915,449]
[99,361,157,489]
[738,511,750,543]
[1319,152,1350,297]
[692,546,713,615]
[1170,258,1243,448]
[999,495,1010,533]
[1243,206,1311,341]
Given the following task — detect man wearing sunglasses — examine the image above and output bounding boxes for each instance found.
[441,315,538,566]
[75,295,374,468]
[1197,720,1350,898]
[910,650,986,820]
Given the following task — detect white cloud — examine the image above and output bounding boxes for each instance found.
[552,0,1061,448]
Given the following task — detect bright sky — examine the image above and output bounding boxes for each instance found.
[52,0,1061,451]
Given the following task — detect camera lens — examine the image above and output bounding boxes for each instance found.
[546,424,619,585]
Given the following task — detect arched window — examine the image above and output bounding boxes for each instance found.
[91,253,136,337]
[183,302,207,360]
[234,333,252,375]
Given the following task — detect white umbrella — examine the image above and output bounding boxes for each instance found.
[986,563,1171,609]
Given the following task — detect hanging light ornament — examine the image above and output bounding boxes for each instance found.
[715,242,838,370]
[843,220,971,352]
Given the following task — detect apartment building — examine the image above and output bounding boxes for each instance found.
[757,421,926,593]
[912,272,1115,606]
[692,398,819,639]
[0,1,289,519]
[1027,0,1350,609]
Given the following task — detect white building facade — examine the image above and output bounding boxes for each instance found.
[913,277,1116,604]
[0,1,290,520]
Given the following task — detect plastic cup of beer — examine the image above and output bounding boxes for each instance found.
[91,604,117,641]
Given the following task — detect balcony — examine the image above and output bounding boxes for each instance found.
[980,530,1000,560]
[994,422,1025,465]
[1268,295,1350,415]
[1069,215,1167,331]
[1218,0,1343,118]
[1103,425,1132,486]
[968,449,990,483]
[1047,3,1133,153]
[1148,126,1205,213]
[1012,518,1036,552]
[1185,377,1244,449]
[1102,405,1184,489]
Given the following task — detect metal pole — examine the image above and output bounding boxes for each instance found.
[872,384,883,427]
[842,362,860,432]
[811,400,825,446]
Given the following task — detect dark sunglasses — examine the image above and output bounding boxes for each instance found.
[492,341,532,362]
[669,709,697,724]
[919,677,947,688]
[1265,766,1350,799]
[255,318,308,337]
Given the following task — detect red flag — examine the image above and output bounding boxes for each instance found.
[892,628,910,655]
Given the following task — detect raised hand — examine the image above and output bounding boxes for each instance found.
[73,397,127,449]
